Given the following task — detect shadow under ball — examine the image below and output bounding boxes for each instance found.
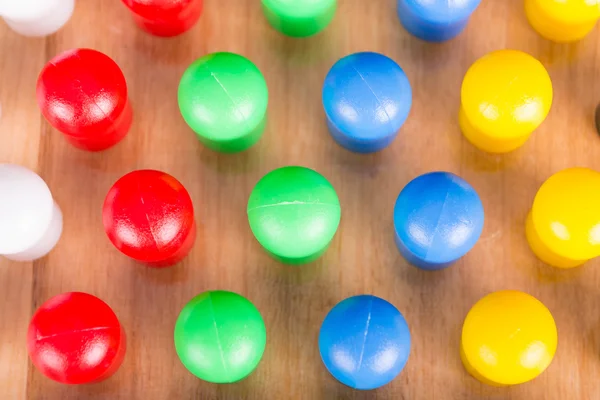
[319,295,411,390]
[121,0,203,37]
[322,52,412,154]
[102,169,196,267]
[36,48,133,152]
[27,292,127,385]
[393,171,484,270]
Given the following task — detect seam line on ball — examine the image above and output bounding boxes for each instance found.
[350,65,392,125]
[247,201,340,213]
[35,326,112,341]
[138,183,164,252]
[356,297,373,372]
[424,189,452,262]
[208,293,229,381]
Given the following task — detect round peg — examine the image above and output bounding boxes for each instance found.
[37,48,133,152]
[0,164,62,262]
[393,172,484,270]
[247,166,341,265]
[397,0,481,42]
[174,290,267,383]
[526,167,600,268]
[0,0,74,37]
[121,0,203,37]
[178,52,268,153]
[319,295,411,390]
[102,169,196,267]
[461,290,557,386]
[525,0,600,43]
[322,52,412,153]
[261,0,337,37]
[27,292,127,384]
[459,49,552,153]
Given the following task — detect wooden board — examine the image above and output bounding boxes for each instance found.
[1,0,600,398]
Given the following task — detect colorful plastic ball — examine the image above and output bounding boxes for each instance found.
[121,0,203,37]
[0,164,63,262]
[261,0,337,37]
[526,167,600,268]
[247,166,341,265]
[27,292,127,384]
[393,171,484,270]
[178,52,268,153]
[319,295,411,390]
[461,290,557,386]
[174,290,267,383]
[0,0,74,37]
[525,0,600,43]
[37,48,133,152]
[102,169,196,267]
[397,0,481,42]
[459,49,552,153]
[322,52,412,153]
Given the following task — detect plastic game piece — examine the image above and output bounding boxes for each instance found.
[247,166,341,265]
[459,49,552,154]
[102,169,196,267]
[393,171,484,270]
[121,0,203,37]
[526,167,600,268]
[397,0,481,42]
[261,0,337,37]
[27,292,127,384]
[178,52,268,153]
[319,295,411,390]
[0,0,74,37]
[174,290,267,383]
[322,52,412,154]
[461,290,557,387]
[37,48,132,152]
[525,0,600,43]
[0,164,63,262]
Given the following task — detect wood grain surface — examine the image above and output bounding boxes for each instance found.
[1,0,600,399]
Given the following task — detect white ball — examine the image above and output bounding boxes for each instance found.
[0,0,75,37]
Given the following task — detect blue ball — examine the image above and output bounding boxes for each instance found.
[322,52,412,154]
[397,0,481,42]
[319,295,411,390]
[393,172,484,270]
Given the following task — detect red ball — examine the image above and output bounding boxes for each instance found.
[102,170,196,267]
[121,0,203,37]
[36,48,132,152]
[27,292,126,385]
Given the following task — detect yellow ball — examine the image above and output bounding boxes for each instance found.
[461,290,557,387]
[525,0,600,43]
[526,167,600,268]
[459,50,553,154]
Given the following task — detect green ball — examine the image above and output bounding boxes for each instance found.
[247,166,341,265]
[174,291,267,383]
[178,52,268,153]
[262,0,337,38]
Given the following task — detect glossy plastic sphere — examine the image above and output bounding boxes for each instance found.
[319,295,411,390]
[397,0,481,42]
[174,291,267,383]
[37,48,132,152]
[27,292,127,384]
[393,172,484,270]
[323,52,412,153]
[178,52,268,153]
[0,0,74,37]
[526,167,600,268]
[0,164,63,262]
[262,0,337,37]
[461,290,557,386]
[121,0,203,37]
[102,169,196,267]
[525,0,600,43]
[459,49,552,153]
[247,166,341,265]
